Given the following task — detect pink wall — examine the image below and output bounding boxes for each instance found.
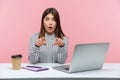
[0,0,120,63]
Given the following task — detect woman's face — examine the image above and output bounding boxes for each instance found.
[43,13,56,35]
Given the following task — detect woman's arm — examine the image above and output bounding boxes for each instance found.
[28,33,40,64]
[57,37,68,64]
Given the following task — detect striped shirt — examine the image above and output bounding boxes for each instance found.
[28,33,68,64]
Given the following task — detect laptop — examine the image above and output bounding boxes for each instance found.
[53,42,110,73]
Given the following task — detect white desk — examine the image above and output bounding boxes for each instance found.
[0,63,120,80]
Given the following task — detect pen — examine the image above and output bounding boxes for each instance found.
[26,65,42,68]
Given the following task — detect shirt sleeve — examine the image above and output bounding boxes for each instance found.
[56,37,68,64]
[28,33,40,64]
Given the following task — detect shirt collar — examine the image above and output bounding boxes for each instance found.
[45,33,56,40]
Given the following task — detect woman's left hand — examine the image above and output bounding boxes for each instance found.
[53,38,64,47]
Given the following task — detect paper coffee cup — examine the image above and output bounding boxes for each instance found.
[11,54,22,70]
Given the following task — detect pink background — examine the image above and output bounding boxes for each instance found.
[0,0,120,63]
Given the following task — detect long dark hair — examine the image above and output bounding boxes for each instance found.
[39,8,65,39]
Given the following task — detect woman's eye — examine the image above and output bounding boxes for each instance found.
[52,18,55,21]
[45,17,49,21]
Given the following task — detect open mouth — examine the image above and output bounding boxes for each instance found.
[48,26,52,29]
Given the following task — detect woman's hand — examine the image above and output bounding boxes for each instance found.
[35,37,46,47]
[54,38,64,47]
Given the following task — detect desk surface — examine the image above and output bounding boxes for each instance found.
[0,63,120,79]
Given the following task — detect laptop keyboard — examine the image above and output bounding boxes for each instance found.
[64,65,70,70]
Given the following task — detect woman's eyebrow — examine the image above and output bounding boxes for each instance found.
[45,16,54,19]
[45,17,49,19]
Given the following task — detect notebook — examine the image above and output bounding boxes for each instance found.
[22,65,49,72]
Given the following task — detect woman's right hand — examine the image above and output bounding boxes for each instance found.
[35,37,46,47]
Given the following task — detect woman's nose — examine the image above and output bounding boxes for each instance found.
[49,20,52,25]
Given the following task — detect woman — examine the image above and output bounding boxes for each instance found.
[29,8,68,64]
